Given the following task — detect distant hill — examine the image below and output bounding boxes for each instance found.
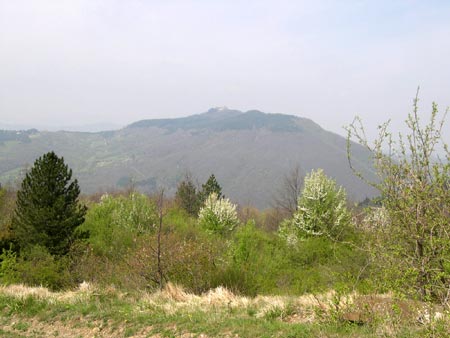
[0,122,121,132]
[0,108,377,208]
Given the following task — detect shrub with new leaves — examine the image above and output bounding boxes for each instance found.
[198,193,238,235]
[292,169,351,238]
[346,93,450,302]
[76,192,157,258]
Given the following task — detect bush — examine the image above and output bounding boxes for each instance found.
[198,193,239,235]
[280,169,351,241]
[1,245,73,290]
[222,221,290,295]
[126,228,225,293]
[75,192,157,258]
[221,221,366,296]
[347,94,450,303]
[0,246,19,285]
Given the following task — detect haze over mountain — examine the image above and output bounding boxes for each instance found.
[0,108,377,208]
[0,122,122,133]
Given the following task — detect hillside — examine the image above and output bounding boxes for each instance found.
[0,108,377,207]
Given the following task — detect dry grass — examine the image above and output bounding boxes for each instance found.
[0,282,94,304]
[0,281,338,321]
[1,282,449,337]
[0,282,369,320]
[140,282,355,322]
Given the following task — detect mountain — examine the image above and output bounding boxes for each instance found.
[0,108,377,208]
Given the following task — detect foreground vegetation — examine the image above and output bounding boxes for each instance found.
[0,282,448,337]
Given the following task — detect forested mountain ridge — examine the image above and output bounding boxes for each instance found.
[0,108,377,207]
[127,107,319,133]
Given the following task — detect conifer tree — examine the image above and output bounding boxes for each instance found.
[12,151,86,256]
[201,174,223,201]
[175,173,200,216]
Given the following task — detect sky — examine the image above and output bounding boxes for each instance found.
[1,0,449,142]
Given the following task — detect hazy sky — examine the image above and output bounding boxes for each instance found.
[1,0,449,141]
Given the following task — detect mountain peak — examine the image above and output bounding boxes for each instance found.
[204,107,242,118]
[207,106,230,113]
[127,107,322,133]
[0,110,377,207]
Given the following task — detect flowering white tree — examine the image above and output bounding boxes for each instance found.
[198,193,238,235]
[292,169,351,238]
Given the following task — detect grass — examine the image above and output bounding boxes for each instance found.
[0,283,448,337]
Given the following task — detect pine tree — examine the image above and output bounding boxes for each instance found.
[201,174,223,201]
[12,151,87,256]
[175,173,200,216]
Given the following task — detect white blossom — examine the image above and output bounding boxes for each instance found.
[198,193,238,235]
[292,169,351,238]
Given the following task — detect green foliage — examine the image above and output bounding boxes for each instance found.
[347,93,450,303]
[164,206,197,231]
[280,169,351,241]
[0,187,16,251]
[127,226,225,293]
[1,245,72,290]
[17,245,73,290]
[201,174,223,200]
[198,193,238,235]
[220,221,367,296]
[12,151,87,256]
[175,173,224,217]
[175,173,201,216]
[72,192,161,289]
[222,221,289,295]
[73,202,226,292]
[0,246,19,284]
[76,192,157,258]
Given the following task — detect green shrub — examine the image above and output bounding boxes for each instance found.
[221,220,368,296]
[347,94,450,302]
[76,192,157,258]
[0,246,19,285]
[198,193,239,235]
[287,169,351,240]
[1,244,73,290]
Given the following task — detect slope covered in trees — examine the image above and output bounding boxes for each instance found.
[0,108,377,207]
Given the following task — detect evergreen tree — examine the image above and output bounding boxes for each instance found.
[201,174,223,201]
[175,174,200,216]
[12,151,87,256]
